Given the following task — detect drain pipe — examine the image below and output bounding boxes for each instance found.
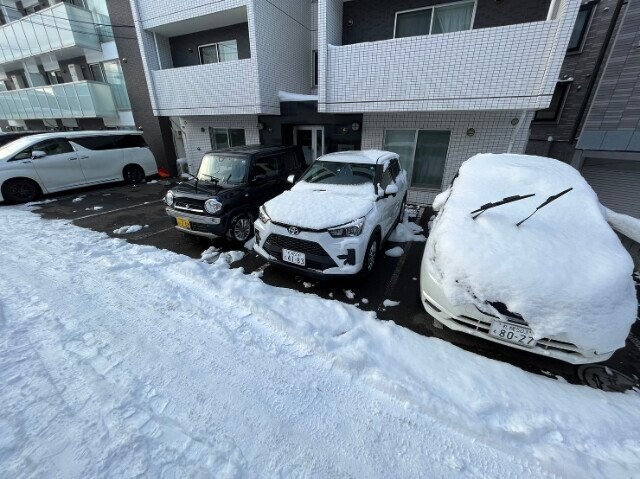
[507,111,528,153]
[569,0,626,144]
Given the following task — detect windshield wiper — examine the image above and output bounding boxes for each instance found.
[470,193,536,220]
[200,174,220,184]
[516,187,573,227]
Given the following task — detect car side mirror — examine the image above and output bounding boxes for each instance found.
[32,150,46,159]
[287,174,295,184]
[384,183,399,197]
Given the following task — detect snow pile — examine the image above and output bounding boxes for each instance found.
[383,299,400,307]
[264,182,375,230]
[603,206,640,243]
[1,208,640,477]
[72,196,84,203]
[113,225,143,235]
[385,246,404,257]
[278,91,319,102]
[243,236,255,251]
[426,154,637,352]
[344,289,355,299]
[85,206,103,211]
[389,213,427,242]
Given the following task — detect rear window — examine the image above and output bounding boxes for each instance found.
[112,135,147,149]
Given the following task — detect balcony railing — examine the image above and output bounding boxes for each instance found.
[0,81,118,120]
[0,2,100,65]
[321,21,560,113]
[150,59,260,116]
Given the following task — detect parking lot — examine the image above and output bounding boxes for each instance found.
[27,180,640,391]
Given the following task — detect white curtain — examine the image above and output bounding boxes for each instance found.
[432,2,474,34]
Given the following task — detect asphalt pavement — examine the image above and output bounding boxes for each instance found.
[19,179,640,392]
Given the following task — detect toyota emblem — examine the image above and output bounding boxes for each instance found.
[288,226,300,235]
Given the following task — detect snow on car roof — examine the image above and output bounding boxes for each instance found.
[317,150,398,165]
[426,153,637,353]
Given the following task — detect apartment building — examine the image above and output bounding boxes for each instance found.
[130,0,579,205]
[0,0,175,171]
[528,0,640,218]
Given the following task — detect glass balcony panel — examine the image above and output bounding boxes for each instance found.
[75,83,95,116]
[34,89,51,118]
[63,84,81,116]
[44,86,60,117]
[5,24,20,59]
[41,13,64,51]
[11,22,32,60]
[55,87,70,112]
[25,89,41,117]
[0,30,9,63]
[21,21,41,59]
[102,61,131,109]
[32,13,53,53]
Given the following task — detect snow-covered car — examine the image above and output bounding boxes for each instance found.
[421,153,637,364]
[254,150,407,277]
[0,131,157,203]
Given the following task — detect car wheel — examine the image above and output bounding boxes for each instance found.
[362,232,380,276]
[123,164,145,184]
[2,178,41,204]
[227,213,253,244]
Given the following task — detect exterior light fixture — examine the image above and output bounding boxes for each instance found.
[511,118,519,126]
[466,128,475,137]
[258,122,266,131]
[351,122,360,131]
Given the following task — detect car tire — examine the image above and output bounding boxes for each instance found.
[227,213,253,244]
[361,231,380,276]
[1,178,41,204]
[123,164,145,185]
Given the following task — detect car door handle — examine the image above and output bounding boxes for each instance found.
[79,156,89,159]
[69,157,78,161]
[21,160,32,164]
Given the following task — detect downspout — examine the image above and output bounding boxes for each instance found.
[507,111,528,153]
[569,0,626,144]
[547,0,559,20]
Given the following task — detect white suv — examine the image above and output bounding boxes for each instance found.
[254,150,407,277]
[0,131,157,203]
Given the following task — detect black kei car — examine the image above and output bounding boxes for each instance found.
[164,145,306,243]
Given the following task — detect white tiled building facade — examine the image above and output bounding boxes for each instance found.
[129,0,580,205]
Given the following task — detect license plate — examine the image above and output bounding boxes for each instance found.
[489,320,537,348]
[176,217,191,229]
[282,248,305,266]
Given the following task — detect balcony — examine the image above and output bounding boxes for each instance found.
[0,81,118,120]
[150,59,261,116]
[322,21,561,113]
[0,2,100,67]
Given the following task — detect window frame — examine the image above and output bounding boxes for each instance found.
[88,63,106,83]
[208,127,246,151]
[383,128,451,190]
[534,82,571,123]
[311,49,318,87]
[198,39,239,65]
[567,2,596,54]
[393,0,477,39]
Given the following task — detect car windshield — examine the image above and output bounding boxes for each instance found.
[299,161,376,185]
[0,136,35,158]
[197,154,249,185]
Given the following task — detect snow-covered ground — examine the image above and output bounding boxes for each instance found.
[1,207,640,478]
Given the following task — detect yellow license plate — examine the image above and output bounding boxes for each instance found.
[176,217,191,229]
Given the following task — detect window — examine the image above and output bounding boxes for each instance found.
[34,139,74,157]
[198,40,239,65]
[112,134,147,149]
[72,135,116,150]
[102,61,131,109]
[209,128,246,150]
[394,1,474,38]
[534,82,570,122]
[253,155,281,179]
[312,50,318,87]
[47,70,64,85]
[88,63,106,83]
[380,167,394,189]
[383,130,450,188]
[567,3,594,53]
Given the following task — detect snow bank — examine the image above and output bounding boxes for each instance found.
[264,183,375,229]
[1,208,640,477]
[278,90,319,102]
[389,212,427,242]
[383,299,400,307]
[113,225,143,235]
[385,246,404,257]
[603,206,640,243]
[426,154,637,352]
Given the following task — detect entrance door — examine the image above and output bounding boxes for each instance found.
[294,126,324,165]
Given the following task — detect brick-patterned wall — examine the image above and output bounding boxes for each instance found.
[361,110,534,204]
[135,0,246,31]
[252,0,312,115]
[178,115,260,172]
[342,0,551,45]
[319,0,579,114]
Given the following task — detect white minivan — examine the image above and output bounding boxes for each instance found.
[0,131,157,203]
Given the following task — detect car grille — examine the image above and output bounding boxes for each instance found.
[452,315,582,355]
[174,199,205,214]
[263,234,337,270]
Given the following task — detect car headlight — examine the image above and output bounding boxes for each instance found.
[259,205,271,223]
[328,217,365,238]
[165,191,174,206]
[204,198,222,214]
